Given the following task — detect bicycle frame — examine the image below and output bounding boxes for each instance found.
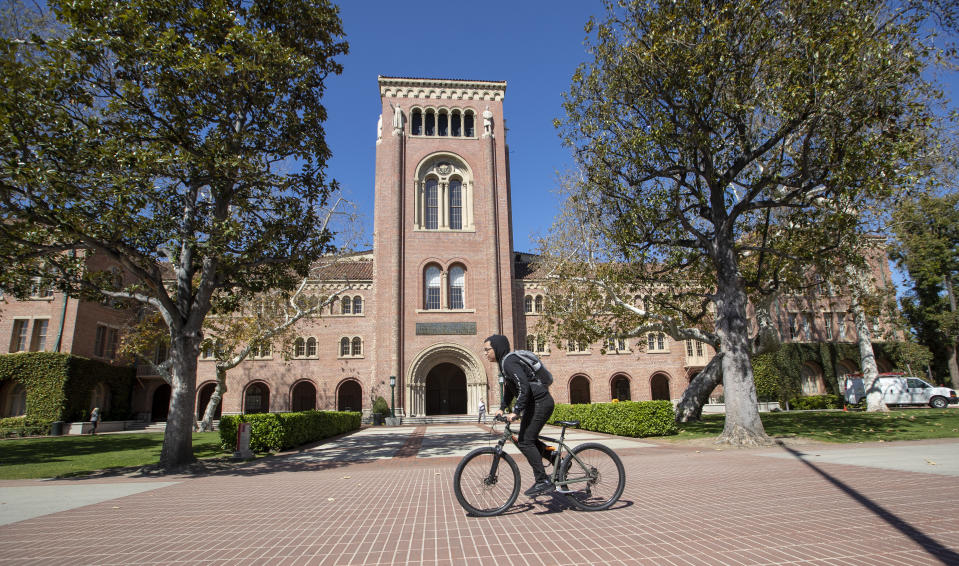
[491,417,595,492]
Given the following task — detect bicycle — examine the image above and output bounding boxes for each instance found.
[452,415,625,516]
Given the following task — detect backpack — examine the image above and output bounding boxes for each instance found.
[503,350,553,387]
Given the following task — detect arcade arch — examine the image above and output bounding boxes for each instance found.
[407,343,487,417]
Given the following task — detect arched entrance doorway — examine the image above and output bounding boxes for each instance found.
[650,373,671,401]
[407,343,487,417]
[151,383,171,421]
[425,363,467,415]
[291,381,317,412]
[337,380,362,412]
[611,374,631,401]
[244,382,269,414]
[196,382,222,420]
[570,375,591,404]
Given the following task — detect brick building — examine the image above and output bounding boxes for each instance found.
[1,77,899,421]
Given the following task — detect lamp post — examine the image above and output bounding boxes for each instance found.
[498,372,504,405]
[389,375,396,418]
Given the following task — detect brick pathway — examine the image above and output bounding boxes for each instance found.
[1,425,958,565]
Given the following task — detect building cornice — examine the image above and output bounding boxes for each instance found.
[378,76,506,101]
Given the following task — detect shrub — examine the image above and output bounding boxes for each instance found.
[0,416,53,438]
[219,410,361,453]
[549,401,677,437]
[372,396,391,417]
[788,394,844,410]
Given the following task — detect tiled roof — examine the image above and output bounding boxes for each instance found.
[311,259,373,281]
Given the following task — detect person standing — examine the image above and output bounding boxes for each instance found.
[477,399,486,423]
[482,334,555,497]
[89,407,100,436]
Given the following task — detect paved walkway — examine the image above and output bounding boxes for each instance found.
[1,424,958,565]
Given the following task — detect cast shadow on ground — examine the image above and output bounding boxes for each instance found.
[776,440,959,565]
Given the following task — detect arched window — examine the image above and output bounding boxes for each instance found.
[537,335,546,353]
[425,265,441,310]
[341,296,352,315]
[451,110,461,136]
[612,375,631,401]
[340,337,350,357]
[449,265,465,309]
[411,109,422,135]
[449,180,462,230]
[294,337,305,358]
[658,333,665,350]
[801,363,824,396]
[3,383,26,417]
[425,179,439,230]
[425,109,435,135]
[438,110,448,136]
[306,337,317,357]
[352,296,363,314]
[351,337,362,356]
[535,296,544,313]
[524,295,533,314]
[464,110,475,137]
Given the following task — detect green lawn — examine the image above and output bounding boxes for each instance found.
[0,432,231,480]
[667,409,959,443]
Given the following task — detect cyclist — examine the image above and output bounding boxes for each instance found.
[482,334,556,496]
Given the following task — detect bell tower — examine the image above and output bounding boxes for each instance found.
[372,77,515,416]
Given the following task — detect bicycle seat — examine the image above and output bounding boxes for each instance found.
[557,420,580,428]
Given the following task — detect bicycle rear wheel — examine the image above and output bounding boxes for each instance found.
[557,442,625,511]
[453,447,521,516]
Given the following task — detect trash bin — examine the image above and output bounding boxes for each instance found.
[50,421,64,436]
[372,414,384,426]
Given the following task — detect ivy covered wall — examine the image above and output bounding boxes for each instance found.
[0,352,135,422]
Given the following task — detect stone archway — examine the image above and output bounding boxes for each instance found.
[650,373,671,401]
[151,384,171,422]
[337,380,362,412]
[407,343,488,417]
[196,382,222,420]
[425,363,467,415]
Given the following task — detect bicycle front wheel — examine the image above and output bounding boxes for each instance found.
[557,442,625,511]
[453,447,521,516]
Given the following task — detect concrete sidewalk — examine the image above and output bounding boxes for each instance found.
[1,424,958,565]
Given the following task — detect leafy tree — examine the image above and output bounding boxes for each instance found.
[553,0,937,445]
[0,0,347,468]
[891,192,959,388]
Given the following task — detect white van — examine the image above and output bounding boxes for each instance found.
[843,373,958,408]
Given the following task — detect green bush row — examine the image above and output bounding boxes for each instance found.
[219,410,361,453]
[0,416,52,438]
[549,401,677,437]
[787,394,844,410]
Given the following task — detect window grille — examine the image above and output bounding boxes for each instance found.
[449,266,465,309]
[425,179,438,229]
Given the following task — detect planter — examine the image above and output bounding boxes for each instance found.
[385,417,402,426]
[372,414,385,426]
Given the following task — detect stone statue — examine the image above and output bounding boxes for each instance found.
[376,114,382,141]
[392,104,404,134]
[482,106,493,136]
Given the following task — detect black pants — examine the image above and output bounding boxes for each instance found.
[517,388,555,483]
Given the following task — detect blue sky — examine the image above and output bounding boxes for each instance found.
[321,0,599,253]
[321,1,958,259]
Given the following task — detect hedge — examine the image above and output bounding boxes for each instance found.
[219,410,361,453]
[787,394,844,410]
[549,401,677,437]
[0,352,135,424]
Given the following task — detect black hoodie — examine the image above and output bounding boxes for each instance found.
[486,334,541,414]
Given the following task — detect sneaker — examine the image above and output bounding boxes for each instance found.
[523,480,555,497]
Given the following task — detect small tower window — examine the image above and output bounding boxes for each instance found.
[449,265,465,309]
[425,110,435,136]
[464,111,474,137]
[449,180,462,230]
[351,337,362,356]
[438,111,448,136]
[451,110,461,136]
[425,265,441,310]
[341,296,352,315]
[411,109,422,135]
[352,296,363,314]
[306,337,317,357]
[425,179,438,230]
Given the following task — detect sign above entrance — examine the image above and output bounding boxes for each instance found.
[416,322,477,336]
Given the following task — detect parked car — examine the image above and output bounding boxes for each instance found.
[843,373,958,408]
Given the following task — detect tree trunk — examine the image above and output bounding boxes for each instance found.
[945,343,959,389]
[198,365,227,433]
[850,295,887,412]
[159,330,201,469]
[713,253,771,447]
[675,353,724,423]
[945,277,959,389]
